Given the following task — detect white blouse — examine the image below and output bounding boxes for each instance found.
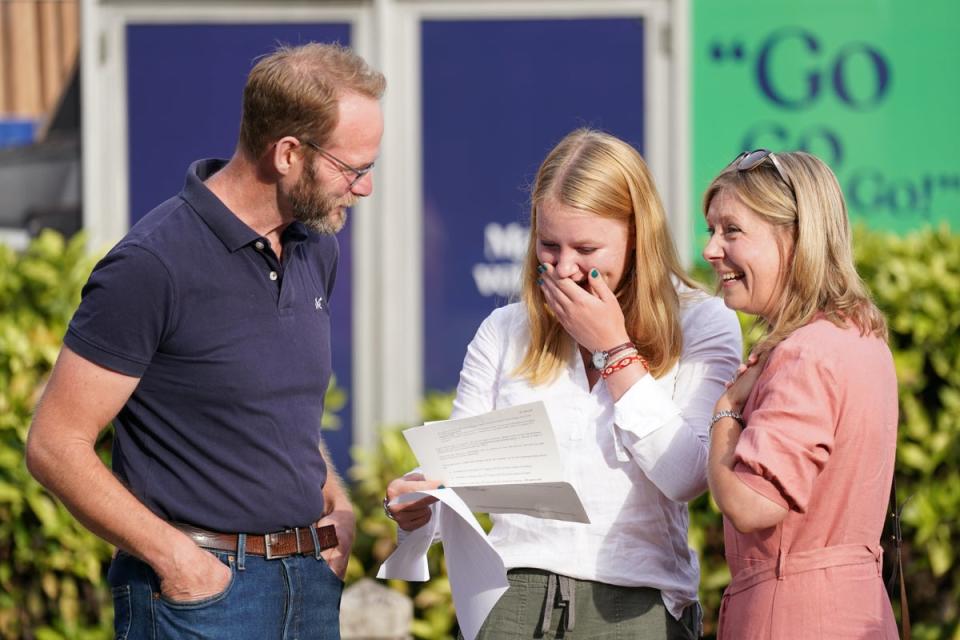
[423,285,741,618]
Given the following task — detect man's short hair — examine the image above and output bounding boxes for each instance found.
[239,42,386,158]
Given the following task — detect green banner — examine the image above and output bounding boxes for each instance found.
[691,0,960,257]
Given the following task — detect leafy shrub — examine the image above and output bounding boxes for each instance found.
[0,231,112,640]
[854,225,960,639]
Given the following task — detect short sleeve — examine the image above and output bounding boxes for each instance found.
[733,342,838,512]
[64,243,176,377]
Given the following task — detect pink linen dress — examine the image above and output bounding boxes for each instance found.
[718,318,899,639]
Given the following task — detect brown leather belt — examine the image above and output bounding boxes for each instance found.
[174,523,338,560]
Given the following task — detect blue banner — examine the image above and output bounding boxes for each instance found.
[421,17,647,391]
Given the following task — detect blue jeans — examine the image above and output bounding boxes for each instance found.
[108,543,343,639]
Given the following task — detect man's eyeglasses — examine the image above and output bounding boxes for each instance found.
[731,149,794,195]
[303,141,374,189]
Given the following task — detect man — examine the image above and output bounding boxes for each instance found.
[26,42,384,639]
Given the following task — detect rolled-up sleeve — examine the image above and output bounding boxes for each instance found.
[733,343,838,512]
[616,296,743,503]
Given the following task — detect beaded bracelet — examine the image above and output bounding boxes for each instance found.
[600,354,649,379]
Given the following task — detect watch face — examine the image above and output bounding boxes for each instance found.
[592,351,606,370]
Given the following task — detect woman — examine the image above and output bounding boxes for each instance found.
[703,149,898,638]
[388,129,741,639]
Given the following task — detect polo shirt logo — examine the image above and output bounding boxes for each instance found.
[315,297,324,310]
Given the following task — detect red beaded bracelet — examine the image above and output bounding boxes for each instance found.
[600,354,649,379]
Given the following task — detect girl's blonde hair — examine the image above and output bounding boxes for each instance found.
[702,150,886,357]
[515,129,699,384]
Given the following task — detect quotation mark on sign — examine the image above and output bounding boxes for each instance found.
[710,41,746,62]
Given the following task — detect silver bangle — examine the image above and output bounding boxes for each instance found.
[710,409,744,432]
[382,495,397,521]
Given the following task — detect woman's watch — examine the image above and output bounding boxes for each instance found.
[591,341,636,370]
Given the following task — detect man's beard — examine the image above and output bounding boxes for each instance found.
[290,163,357,234]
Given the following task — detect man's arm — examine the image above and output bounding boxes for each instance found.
[316,440,355,579]
[25,346,229,601]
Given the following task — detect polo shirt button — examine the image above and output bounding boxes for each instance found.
[255,240,265,251]
[269,271,278,281]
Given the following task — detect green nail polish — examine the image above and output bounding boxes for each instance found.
[591,269,599,278]
[537,264,547,273]
[537,278,544,286]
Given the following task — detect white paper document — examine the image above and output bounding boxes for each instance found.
[376,488,509,640]
[402,401,590,523]
[377,402,589,640]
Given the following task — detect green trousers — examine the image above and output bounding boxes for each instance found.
[467,569,700,640]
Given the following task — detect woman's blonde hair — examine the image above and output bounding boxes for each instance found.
[515,129,699,384]
[702,151,887,357]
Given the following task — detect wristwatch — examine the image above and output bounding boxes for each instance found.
[590,341,636,370]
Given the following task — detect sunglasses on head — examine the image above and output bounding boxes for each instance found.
[731,149,795,195]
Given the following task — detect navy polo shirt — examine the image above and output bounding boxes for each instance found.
[65,159,337,533]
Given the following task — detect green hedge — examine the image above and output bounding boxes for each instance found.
[0,232,112,640]
[855,225,960,639]
[2,226,958,638]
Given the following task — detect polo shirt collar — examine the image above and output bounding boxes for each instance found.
[282,220,310,244]
[181,159,268,253]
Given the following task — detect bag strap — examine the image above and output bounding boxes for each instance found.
[888,475,911,640]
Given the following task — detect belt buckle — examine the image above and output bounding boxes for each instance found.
[263,528,303,560]
[264,532,286,560]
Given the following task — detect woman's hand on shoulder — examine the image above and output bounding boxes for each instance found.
[385,473,443,532]
[538,264,629,351]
